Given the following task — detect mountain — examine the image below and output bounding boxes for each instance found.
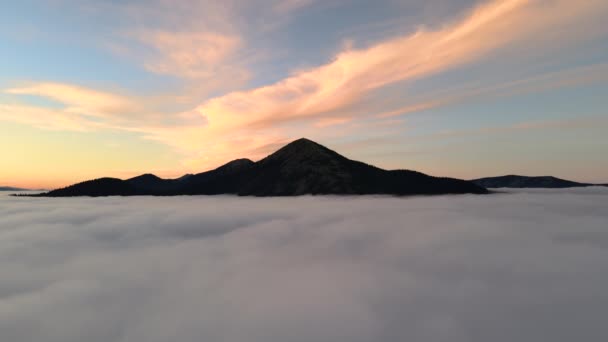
[126,174,185,194]
[236,139,483,196]
[36,138,487,197]
[182,158,255,195]
[471,175,592,188]
[1,186,28,191]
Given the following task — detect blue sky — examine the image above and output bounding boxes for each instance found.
[1,0,607,188]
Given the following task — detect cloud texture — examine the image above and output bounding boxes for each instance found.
[4,0,608,173]
[1,189,608,342]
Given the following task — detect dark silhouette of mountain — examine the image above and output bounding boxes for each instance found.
[471,175,592,188]
[126,174,185,194]
[43,178,139,197]
[236,139,483,196]
[36,138,487,197]
[1,186,28,191]
[182,158,255,195]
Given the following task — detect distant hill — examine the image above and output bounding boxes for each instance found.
[1,186,28,191]
[471,175,594,188]
[35,138,488,197]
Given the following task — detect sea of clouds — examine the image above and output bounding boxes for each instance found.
[1,188,607,342]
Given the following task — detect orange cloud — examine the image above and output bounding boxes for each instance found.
[193,0,528,134]
[0,104,91,131]
[2,82,172,133]
[3,0,607,174]
[151,0,603,167]
[6,83,142,120]
[198,0,604,127]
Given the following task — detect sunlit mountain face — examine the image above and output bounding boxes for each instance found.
[1,0,608,189]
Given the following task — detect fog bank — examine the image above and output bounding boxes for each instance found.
[1,189,607,342]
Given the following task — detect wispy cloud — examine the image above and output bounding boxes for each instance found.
[1,82,200,134]
[273,0,319,13]
[0,104,91,131]
[162,0,607,166]
[3,0,607,173]
[100,0,323,93]
[376,62,608,118]
[422,116,608,140]
[136,31,246,80]
[6,83,142,120]
[194,0,607,128]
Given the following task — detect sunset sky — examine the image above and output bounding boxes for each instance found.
[2,0,607,189]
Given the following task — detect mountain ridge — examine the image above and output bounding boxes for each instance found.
[29,138,488,197]
[1,186,44,192]
[470,175,604,188]
[1,186,28,191]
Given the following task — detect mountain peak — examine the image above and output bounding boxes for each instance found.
[290,137,316,144]
[285,138,323,149]
[265,138,341,162]
[128,173,161,182]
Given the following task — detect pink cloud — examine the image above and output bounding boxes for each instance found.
[137,30,248,81]
[157,0,605,167]
[6,83,142,119]
[4,0,608,174]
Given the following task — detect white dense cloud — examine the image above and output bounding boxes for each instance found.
[1,189,608,342]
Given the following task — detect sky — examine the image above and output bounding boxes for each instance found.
[1,188,608,342]
[1,0,608,189]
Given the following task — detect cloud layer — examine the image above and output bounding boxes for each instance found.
[1,189,608,342]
